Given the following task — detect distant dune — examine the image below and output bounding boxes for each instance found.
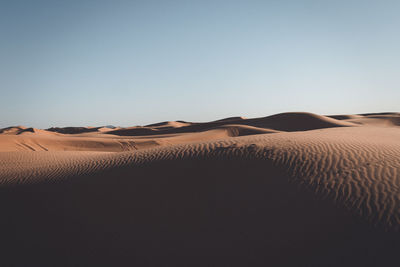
[0,112,399,266]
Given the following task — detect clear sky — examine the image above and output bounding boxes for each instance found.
[1,0,399,128]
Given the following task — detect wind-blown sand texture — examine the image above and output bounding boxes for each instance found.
[0,112,399,266]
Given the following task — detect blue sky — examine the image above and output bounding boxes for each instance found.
[1,0,399,128]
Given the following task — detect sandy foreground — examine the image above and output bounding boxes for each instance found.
[0,112,399,266]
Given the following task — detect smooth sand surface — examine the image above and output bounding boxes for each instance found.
[0,112,399,266]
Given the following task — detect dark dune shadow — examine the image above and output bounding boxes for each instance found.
[0,157,398,266]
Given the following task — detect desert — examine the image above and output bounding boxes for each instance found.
[3,0,400,265]
[0,112,399,266]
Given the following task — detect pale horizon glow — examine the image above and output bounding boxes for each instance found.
[1,0,399,128]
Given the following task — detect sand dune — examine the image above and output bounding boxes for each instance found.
[211,116,247,122]
[0,112,399,266]
[212,124,281,136]
[145,120,191,128]
[2,112,354,152]
[328,112,400,127]
[106,112,357,137]
[328,114,364,120]
[46,126,118,134]
[0,126,30,134]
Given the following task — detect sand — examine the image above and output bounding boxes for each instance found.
[0,112,399,266]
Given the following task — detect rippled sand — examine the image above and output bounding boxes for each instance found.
[0,112,399,266]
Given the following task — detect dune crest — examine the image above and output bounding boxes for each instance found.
[106,112,357,137]
[0,126,28,134]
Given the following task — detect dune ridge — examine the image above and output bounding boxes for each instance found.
[106,112,357,136]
